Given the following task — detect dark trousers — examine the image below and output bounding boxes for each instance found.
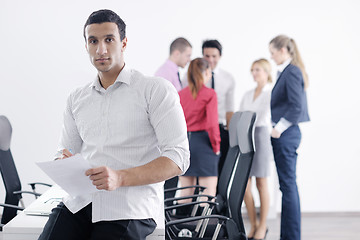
[38,203,156,240]
[218,124,229,176]
[271,125,301,240]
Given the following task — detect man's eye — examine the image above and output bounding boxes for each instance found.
[106,38,113,42]
[89,39,97,44]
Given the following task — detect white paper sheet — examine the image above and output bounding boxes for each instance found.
[36,154,98,197]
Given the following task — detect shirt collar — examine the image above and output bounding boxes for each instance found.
[90,64,132,91]
[165,59,179,72]
[278,58,292,73]
[212,65,220,74]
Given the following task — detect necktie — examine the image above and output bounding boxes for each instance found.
[276,71,281,80]
[211,72,215,89]
[177,72,183,88]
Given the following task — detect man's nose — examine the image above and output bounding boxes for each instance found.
[96,42,107,55]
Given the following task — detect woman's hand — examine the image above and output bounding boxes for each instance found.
[271,128,281,138]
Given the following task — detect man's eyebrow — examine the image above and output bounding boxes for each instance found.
[87,34,115,41]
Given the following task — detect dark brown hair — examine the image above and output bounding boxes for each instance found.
[84,9,126,41]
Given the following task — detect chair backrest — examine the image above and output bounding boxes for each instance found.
[215,112,242,214]
[226,111,256,238]
[0,116,22,224]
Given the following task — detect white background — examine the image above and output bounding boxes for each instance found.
[1,0,359,212]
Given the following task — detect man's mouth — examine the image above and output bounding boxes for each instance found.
[96,58,110,62]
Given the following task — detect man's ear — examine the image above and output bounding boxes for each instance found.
[121,37,128,52]
[85,42,88,52]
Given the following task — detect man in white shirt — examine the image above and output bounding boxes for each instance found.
[38,9,189,240]
[202,40,236,176]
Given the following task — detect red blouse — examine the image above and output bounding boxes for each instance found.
[179,85,220,153]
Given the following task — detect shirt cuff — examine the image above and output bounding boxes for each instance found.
[162,149,190,175]
[274,118,292,134]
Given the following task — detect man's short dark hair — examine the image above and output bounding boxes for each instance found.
[83,9,126,40]
[202,39,222,56]
[170,37,192,55]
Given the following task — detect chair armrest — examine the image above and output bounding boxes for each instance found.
[0,203,24,211]
[165,194,216,203]
[13,190,41,197]
[165,200,218,211]
[164,185,206,193]
[166,214,229,226]
[28,182,52,190]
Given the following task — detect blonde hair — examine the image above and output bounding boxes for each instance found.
[187,58,209,99]
[270,35,309,89]
[251,58,272,83]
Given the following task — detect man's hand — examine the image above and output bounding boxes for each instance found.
[271,128,281,139]
[56,149,73,160]
[85,166,122,191]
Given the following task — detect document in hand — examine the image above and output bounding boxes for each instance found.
[36,154,99,197]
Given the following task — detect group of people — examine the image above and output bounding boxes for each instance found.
[36,9,309,240]
[155,35,309,240]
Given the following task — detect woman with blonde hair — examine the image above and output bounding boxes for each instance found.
[269,35,310,240]
[240,58,273,240]
[178,58,220,210]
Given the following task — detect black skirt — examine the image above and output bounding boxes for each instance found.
[184,131,219,177]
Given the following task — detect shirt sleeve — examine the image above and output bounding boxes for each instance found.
[182,72,189,88]
[226,74,236,112]
[56,93,83,159]
[239,92,247,111]
[148,78,190,174]
[283,68,304,123]
[206,91,221,153]
[274,117,292,134]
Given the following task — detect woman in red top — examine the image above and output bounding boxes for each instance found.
[178,58,221,204]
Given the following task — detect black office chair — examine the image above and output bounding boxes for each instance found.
[164,112,246,237]
[164,111,243,224]
[0,116,51,228]
[165,111,256,239]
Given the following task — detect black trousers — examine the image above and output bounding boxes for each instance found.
[218,124,229,176]
[38,203,156,240]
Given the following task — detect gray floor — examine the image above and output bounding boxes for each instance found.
[243,212,360,240]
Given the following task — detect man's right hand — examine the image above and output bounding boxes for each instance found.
[60,149,73,159]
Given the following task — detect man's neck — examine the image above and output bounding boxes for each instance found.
[168,55,179,67]
[98,63,125,89]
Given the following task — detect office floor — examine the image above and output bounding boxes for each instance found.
[243,212,360,240]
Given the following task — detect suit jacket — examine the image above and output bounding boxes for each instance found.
[271,64,310,124]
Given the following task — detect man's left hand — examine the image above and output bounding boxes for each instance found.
[85,166,122,191]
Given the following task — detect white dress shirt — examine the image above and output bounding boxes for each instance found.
[182,67,236,125]
[239,86,272,129]
[58,65,190,223]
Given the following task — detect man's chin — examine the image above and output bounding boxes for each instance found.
[95,65,111,73]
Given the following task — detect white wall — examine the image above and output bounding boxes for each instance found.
[1,0,359,212]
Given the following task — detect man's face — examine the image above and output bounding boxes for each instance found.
[85,22,127,73]
[177,46,192,68]
[203,47,221,70]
